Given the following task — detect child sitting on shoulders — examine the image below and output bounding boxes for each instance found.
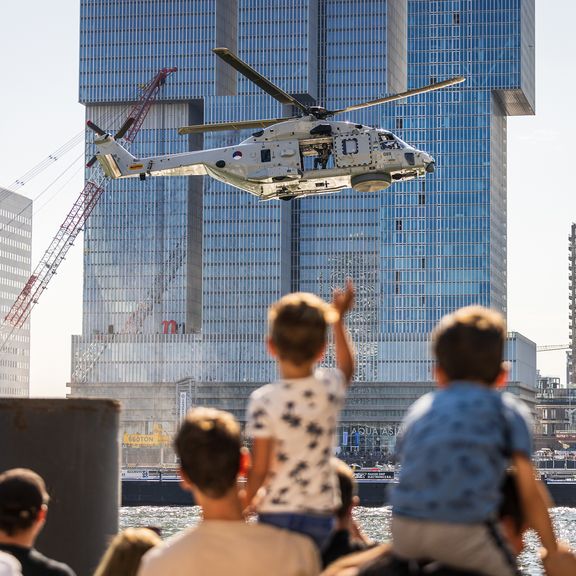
[391,305,557,576]
[244,280,355,549]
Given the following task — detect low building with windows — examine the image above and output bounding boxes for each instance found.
[0,188,32,397]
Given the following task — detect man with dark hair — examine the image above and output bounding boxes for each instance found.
[0,468,75,576]
[138,407,320,576]
[322,459,373,567]
[390,306,557,576]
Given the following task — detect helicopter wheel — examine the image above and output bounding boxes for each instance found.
[351,172,392,192]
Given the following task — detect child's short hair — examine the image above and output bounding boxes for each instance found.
[174,408,241,498]
[431,305,506,385]
[268,292,339,365]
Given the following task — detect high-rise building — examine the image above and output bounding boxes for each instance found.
[568,223,576,386]
[71,0,536,461]
[0,188,32,397]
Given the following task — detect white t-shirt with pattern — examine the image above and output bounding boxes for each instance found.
[246,367,347,514]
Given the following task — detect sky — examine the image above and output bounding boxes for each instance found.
[0,1,574,397]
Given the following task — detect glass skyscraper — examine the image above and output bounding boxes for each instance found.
[71,0,535,459]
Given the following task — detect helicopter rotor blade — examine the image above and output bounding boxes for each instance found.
[178,117,296,134]
[213,47,310,114]
[115,117,135,140]
[329,76,466,116]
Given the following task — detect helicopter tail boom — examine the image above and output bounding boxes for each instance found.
[93,134,210,179]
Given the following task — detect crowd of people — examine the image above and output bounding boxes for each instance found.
[1,281,576,575]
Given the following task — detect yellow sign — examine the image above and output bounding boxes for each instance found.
[123,424,171,447]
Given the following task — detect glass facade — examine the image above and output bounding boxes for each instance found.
[0,189,32,397]
[71,0,535,457]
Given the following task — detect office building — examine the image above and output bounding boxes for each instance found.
[569,223,576,385]
[0,188,32,397]
[71,0,536,459]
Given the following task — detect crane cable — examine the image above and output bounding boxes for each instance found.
[0,92,152,239]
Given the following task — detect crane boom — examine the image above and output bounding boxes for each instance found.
[537,344,570,352]
[3,67,177,329]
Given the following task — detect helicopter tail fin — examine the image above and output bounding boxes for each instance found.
[91,131,141,179]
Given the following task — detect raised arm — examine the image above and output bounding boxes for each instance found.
[512,453,557,553]
[332,279,355,385]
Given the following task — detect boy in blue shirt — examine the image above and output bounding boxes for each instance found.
[391,306,557,576]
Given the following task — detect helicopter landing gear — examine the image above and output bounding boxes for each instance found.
[351,172,392,192]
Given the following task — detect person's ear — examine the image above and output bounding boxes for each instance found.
[434,365,449,388]
[37,504,48,524]
[495,364,509,389]
[238,447,251,478]
[267,337,278,358]
[178,467,195,492]
[315,341,327,362]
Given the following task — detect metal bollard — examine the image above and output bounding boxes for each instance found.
[0,398,120,576]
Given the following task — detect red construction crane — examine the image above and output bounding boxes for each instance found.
[3,67,177,329]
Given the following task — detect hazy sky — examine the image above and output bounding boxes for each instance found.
[0,1,574,397]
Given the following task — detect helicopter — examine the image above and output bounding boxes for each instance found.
[89,47,465,201]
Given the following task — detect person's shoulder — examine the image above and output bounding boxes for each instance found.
[314,367,347,394]
[404,391,436,420]
[249,382,277,402]
[322,544,391,576]
[501,391,532,421]
[252,522,317,550]
[139,528,197,573]
[28,549,76,576]
[249,524,320,572]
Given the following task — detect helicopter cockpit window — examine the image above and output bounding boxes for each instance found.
[342,138,358,155]
[379,133,400,150]
[261,149,271,162]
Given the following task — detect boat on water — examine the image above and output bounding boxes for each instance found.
[121,466,395,506]
[121,467,576,508]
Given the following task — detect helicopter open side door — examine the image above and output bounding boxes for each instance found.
[333,133,372,168]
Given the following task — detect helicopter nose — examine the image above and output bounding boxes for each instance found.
[426,161,436,173]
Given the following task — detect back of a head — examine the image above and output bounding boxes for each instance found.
[432,305,506,385]
[174,407,241,498]
[0,468,49,537]
[93,528,161,576]
[332,458,357,520]
[268,292,338,365]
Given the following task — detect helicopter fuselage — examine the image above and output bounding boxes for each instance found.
[94,116,435,200]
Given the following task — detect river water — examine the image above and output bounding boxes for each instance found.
[120,506,576,575]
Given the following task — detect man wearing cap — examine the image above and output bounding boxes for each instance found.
[0,468,75,576]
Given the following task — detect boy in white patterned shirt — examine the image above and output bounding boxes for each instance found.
[244,280,355,549]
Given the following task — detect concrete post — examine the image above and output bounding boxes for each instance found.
[0,399,120,576]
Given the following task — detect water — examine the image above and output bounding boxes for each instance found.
[120,506,576,575]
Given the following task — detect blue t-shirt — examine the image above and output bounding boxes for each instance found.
[391,382,533,523]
